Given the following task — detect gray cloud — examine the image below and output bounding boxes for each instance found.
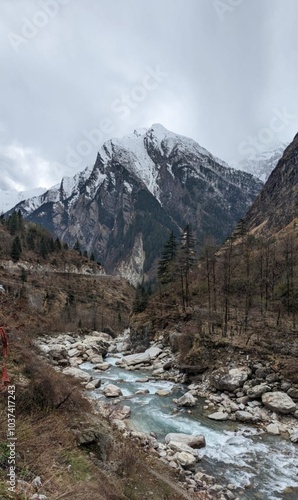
[0,0,297,190]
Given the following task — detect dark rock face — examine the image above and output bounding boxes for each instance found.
[238,133,298,235]
[11,124,262,282]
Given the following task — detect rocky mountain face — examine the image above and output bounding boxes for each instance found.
[235,143,287,182]
[238,133,298,236]
[11,124,262,283]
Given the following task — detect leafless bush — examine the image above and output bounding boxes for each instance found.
[18,350,90,415]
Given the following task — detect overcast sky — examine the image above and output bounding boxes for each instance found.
[0,0,297,191]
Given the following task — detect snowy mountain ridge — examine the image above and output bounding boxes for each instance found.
[234,143,287,181]
[8,124,263,282]
[0,186,47,214]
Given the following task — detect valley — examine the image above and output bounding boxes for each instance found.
[0,130,297,500]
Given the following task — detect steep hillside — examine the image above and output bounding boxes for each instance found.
[238,133,298,237]
[10,125,262,283]
[130,138,298,382]
[0,217,133,335]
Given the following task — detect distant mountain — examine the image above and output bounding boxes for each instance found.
[9,124,262,283]
[236,134,298,237]
[235,143,287,181]
[0,187,47,214]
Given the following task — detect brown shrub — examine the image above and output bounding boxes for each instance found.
[18,349,91,415]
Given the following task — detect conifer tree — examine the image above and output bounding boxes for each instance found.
[11,236,22,262]
[178,224,196,308]
[74,239,81,255]
[157,230,178,284]
[54,237,62,251]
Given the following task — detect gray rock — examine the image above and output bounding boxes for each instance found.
[266,423,280,435]
[90,355,104,364]
[262,392,296,414]
[165,433,206,449]
[210,367,250,392]
[255,367,270,379]
[236,396,250,404]
[93,362,111,371]
[235,411,253,422]
[266,373,280,383]
[176,392,197,407]
[103,384,122,397]
[122,352,151,366]
[290,431,298,443]
[207,411,229,421]
[280,382,292,391]
[68,347,81,358]
[62,367,91,382]
[110,405,131,420]
[146,346,162,359]
[287,387,298,399]
[174,451,197,468]
[156,389,171,396]
[247,383,270,399]
[167,441,198,456]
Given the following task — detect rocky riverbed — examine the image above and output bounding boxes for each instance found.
[36,329,298,499]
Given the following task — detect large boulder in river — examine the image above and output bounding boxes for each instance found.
[165,433,205,449]
[122,352,151,366]
[103,384,123,398]
[210,367,251,392]
[262,392,296,414]
[176,392,197,407]
[122,346,162,366]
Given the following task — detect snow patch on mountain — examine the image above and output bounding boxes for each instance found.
[233,143,287,181]
[0,187,47,213]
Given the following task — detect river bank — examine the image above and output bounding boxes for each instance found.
[36,329,298,499]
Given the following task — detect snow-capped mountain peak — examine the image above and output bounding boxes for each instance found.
[6,124,263,282]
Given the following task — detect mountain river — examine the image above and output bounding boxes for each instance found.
[80,357,298,500]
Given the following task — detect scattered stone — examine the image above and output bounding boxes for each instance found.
[165,433,206,449]
[266,423,280,435]
[103,384,122,397]
[62,367,91,382]
[156,389,171,396]
[266,373,280,383]
[168,441,198,456]
[207,411,229,421]
[174,451,197,469]
[280,382,292,392]
[246,384,270,399]
[290,431,298,443]
[90,355,104,364]
[68,348,80,358]
[210,367,250,392]
[235,411,253,422]
[93,363,111,371]
[176,392,197,407]
[31,477,42,488]
[262,392,297,414]
[287,387,298,400]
